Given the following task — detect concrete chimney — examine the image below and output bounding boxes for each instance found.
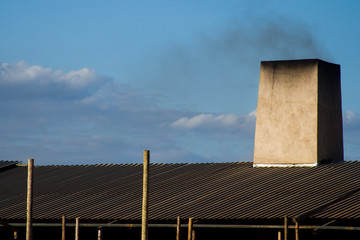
[253,59,343,167]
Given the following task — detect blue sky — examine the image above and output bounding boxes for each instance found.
[1,0,360,165]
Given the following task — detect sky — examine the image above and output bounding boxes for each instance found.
[1,0,360,165]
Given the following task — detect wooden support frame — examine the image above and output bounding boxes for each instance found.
[98,227,103,240]
[62,216,66,240]
[284,216,288,240]
[75,218,79,240]
[176,216,181,240]
[26,158,34,240]
[7,222,360,231]
[141,150,150,240]
[293,218,299,240]
[187,218,193,240]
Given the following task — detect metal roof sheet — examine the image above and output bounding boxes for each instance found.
[0,160,19,170]
[1,161,360,221]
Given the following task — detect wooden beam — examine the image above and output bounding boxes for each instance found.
[98,227,103,240]
[62,216,66,240]
[26,158,34,240]
[141,150,150,240]
[176,216,181,240]
[294,219,299,240]
[75,218,79,240]
[187,218,193,240]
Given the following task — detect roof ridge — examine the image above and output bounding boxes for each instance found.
[28,161,253,167]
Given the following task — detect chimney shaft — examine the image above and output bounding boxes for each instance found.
[253,59,343,167]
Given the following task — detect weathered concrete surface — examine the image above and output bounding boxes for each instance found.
[253,59,343,166]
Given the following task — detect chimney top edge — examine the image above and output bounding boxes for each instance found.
[260,59,338,66]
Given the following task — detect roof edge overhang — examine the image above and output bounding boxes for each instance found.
[253,163,318,168]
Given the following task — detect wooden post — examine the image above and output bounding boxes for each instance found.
[75,218,79,240]
[187,218,193,240]
[278,231,281,240]
[192,229,195,240]
[284,216,288,240]
[62,215,66,240]
[294,219,299,240]
[26,158,34,240]
[176,216,181,240]
[141,150,150,240]
[98,227,103,240]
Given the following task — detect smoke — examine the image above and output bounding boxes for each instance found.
[200,17,328,63]
[139,16,328,113]
[255,19,327,60]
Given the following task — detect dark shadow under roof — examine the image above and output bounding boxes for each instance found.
[1,161,360,222]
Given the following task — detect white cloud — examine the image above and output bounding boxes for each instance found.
[0,61,97,87]
[171,111,256,130]
[0,61,109,100]
[172,114,214,129]
[343,110,360,132]
[344,110,356,123]
[0,61,258,165]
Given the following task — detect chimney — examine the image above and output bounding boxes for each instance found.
[253,59,343,167]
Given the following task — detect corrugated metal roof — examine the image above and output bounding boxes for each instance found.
[1,161,360,221]
[0,160,19,170]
